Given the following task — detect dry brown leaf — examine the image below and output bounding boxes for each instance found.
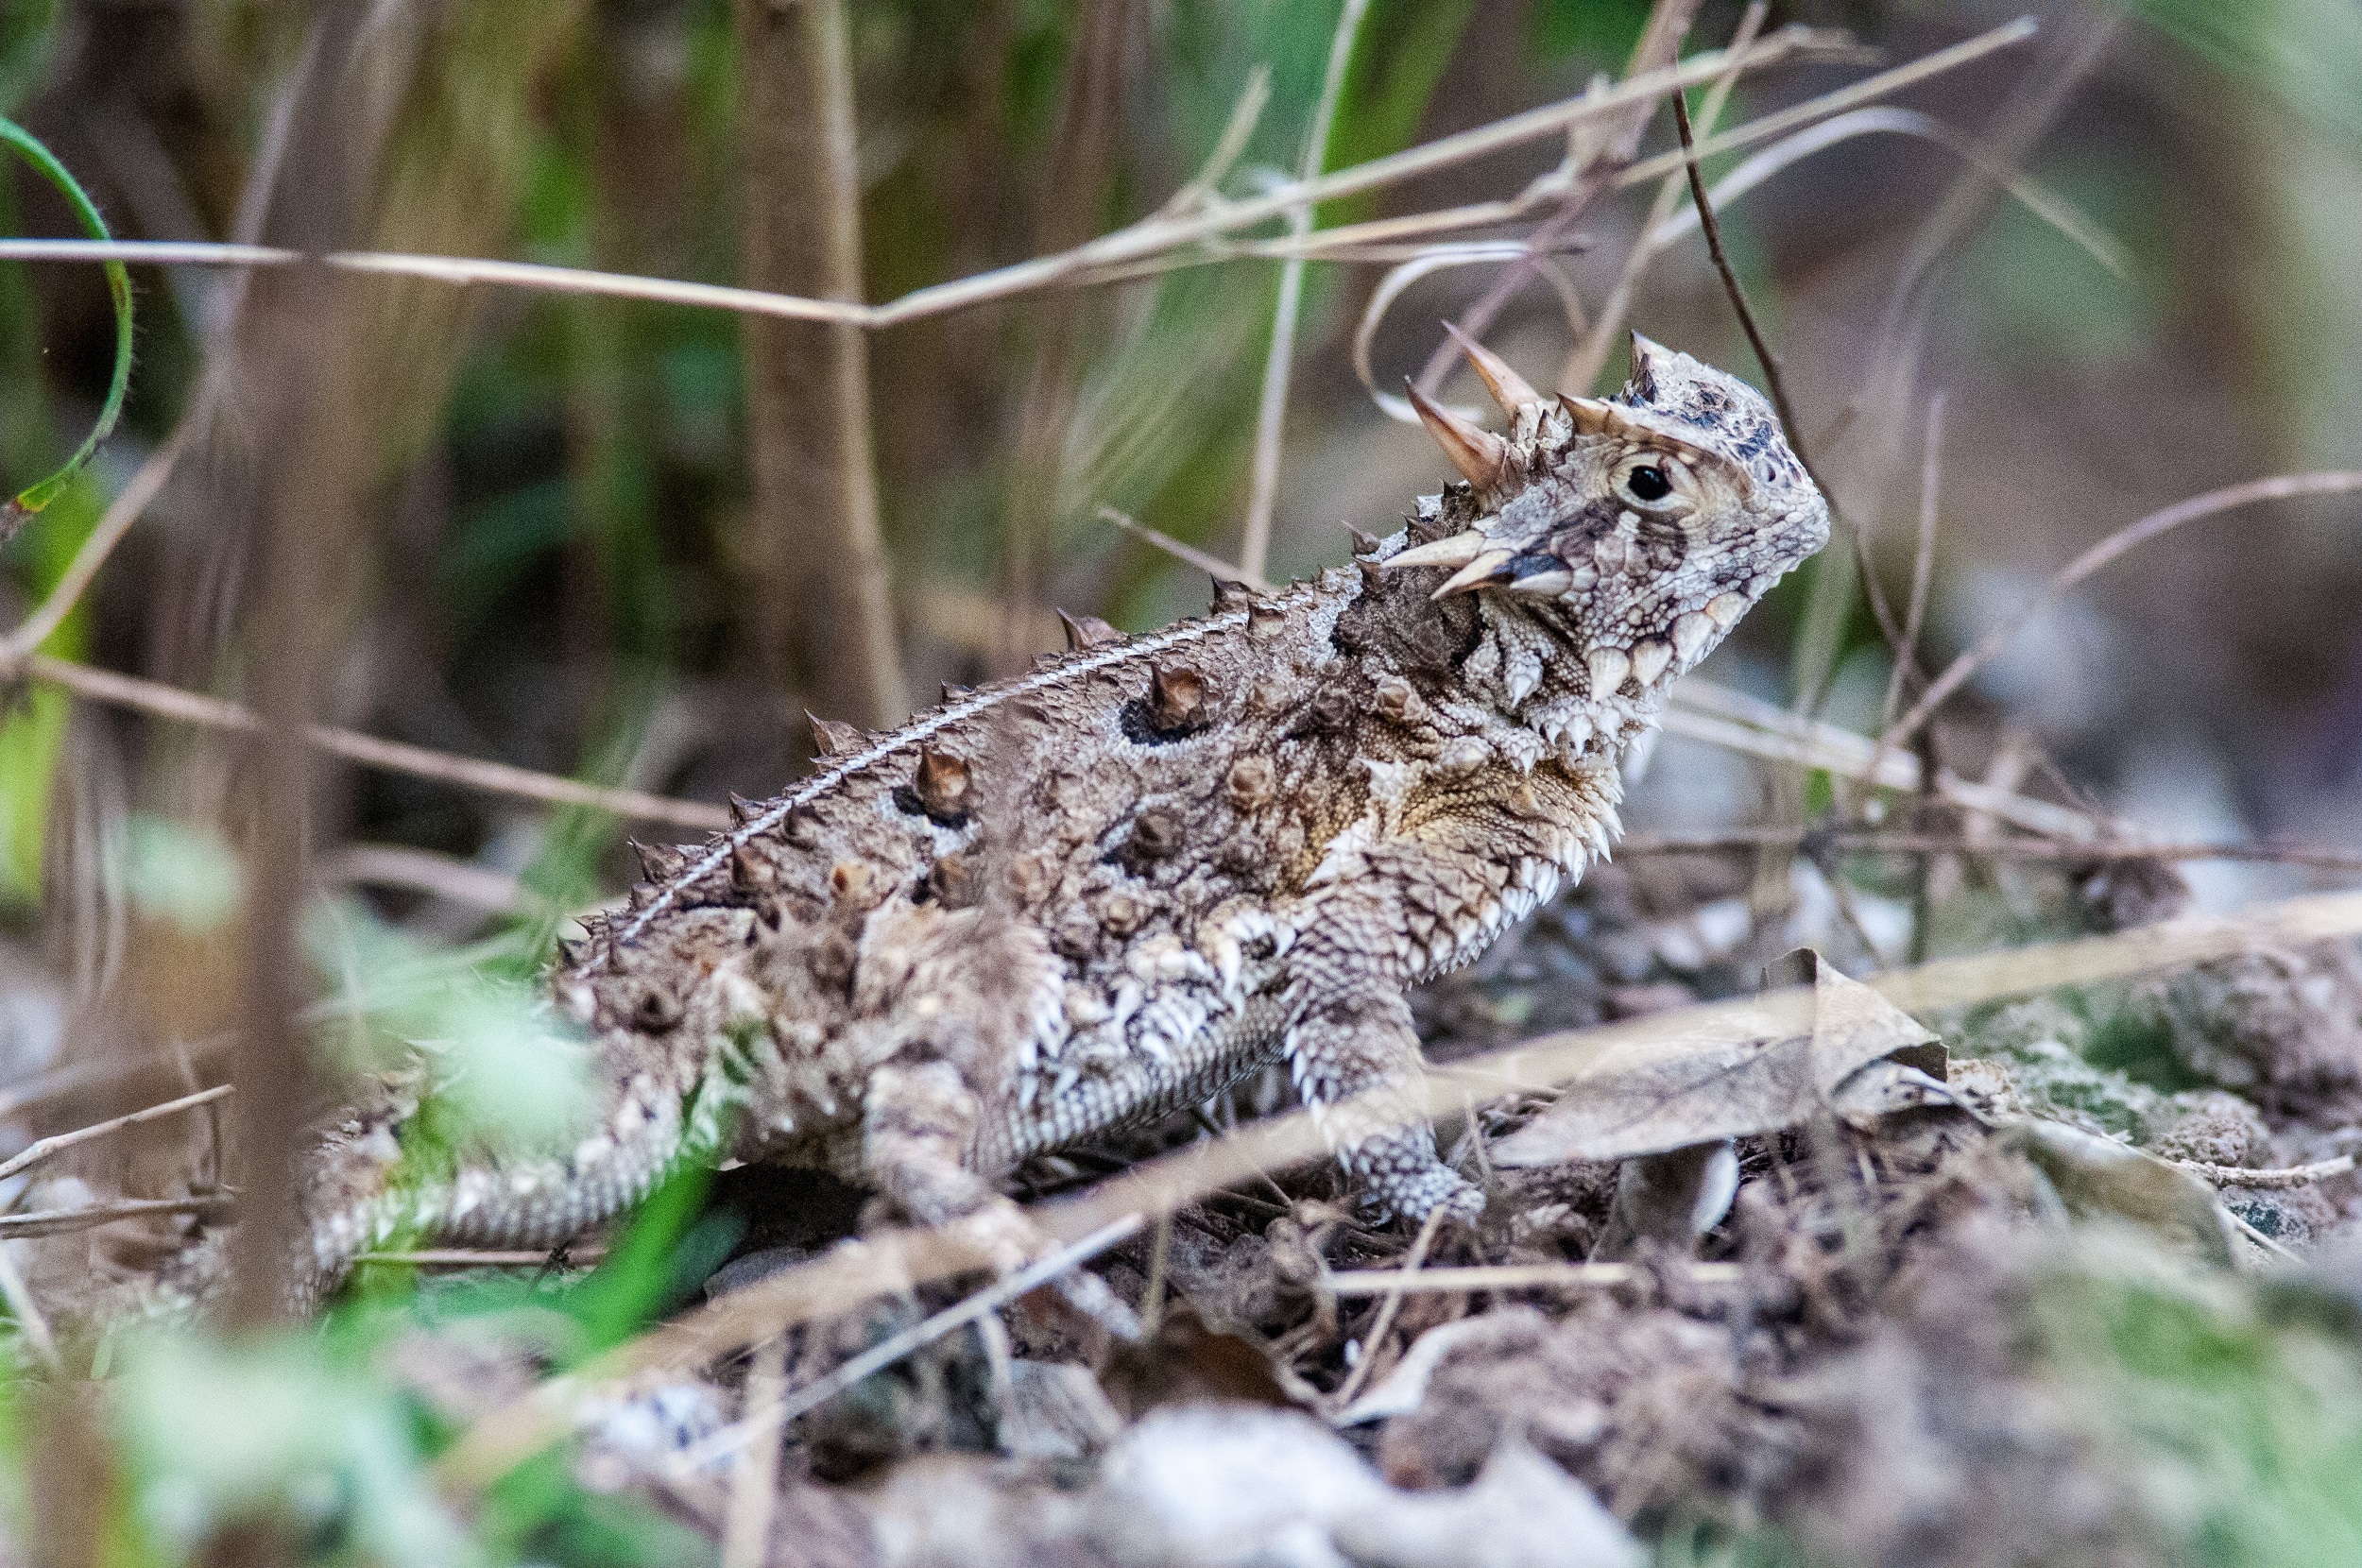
[1490,958,1938,1167]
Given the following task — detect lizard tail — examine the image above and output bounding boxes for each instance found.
[291,1073,693,1312]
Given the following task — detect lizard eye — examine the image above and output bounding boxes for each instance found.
[1622,464,1673,503]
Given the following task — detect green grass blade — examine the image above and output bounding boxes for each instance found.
[0,115,132,532]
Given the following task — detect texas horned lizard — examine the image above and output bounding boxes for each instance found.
[300,334,1829,1295]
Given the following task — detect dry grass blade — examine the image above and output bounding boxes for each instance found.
[1324,1261,1743,1296]
[1564,1,1766,394]
[8,653,730,831]
[0,1083,232,1186]
[1885,471,2362,752]
[439,885,2362,1487]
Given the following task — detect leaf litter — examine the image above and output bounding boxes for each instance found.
[16,856,2362,1565]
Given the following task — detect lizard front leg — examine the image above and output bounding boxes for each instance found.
[1284,855,1489,1225]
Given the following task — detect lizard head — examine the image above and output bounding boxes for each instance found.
[1386,332,1829,699]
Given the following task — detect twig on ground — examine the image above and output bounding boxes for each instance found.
[672,1215,1143,1474]
[1884,471,2362,752]
[1325,1261,1745,1296]
[1239,0,1366,583]
[1329,1207,1445,1408]
[0,1083,233,1187]
[2176,1154,2356,1190]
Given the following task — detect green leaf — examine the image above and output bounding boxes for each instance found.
[0,115,133,532]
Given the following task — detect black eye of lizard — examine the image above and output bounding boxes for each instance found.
[1624,465,1673,503]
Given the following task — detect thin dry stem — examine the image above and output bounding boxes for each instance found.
[672,1215,1143,1474]
[1564,2,1765,395]
[2176,1154,2356,1190]
[1238,0,1365,583]
[0,1083,233,1187]
[0,1195,235,1239]
[1885,471,2362,752]
[6,653,730,831]
[1328,1206,1443,1408]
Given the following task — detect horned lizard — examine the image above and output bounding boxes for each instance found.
[300,334,1829,1302]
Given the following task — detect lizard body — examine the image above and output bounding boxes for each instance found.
[299,335,1829,1292]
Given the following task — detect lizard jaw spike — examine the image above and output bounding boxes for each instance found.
[1443,322,1541,416]
[1405,380,1508,491]
[1382,529,1488,572]
[1430,548,1517,600]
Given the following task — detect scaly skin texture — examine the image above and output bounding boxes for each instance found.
[298,337,1830,1295]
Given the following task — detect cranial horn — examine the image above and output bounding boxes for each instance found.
[1627,331,1665,398]
[1405,381,1508,491]
[1557,392,1638,440]
[1443,322,1541,416]
[1382,529,1489,571]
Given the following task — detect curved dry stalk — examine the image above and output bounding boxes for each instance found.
[1353,244,1587,425]
[7,652,731,831]
[1884,471,2362,751]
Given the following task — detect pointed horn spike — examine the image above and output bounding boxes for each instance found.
[1429,548,1516,601]
[1443,322,1541,416]
[1380,529,1489,571]
[1558,392,1632,438]
[1405,380,1507,490]
[1627,331,1664,399]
